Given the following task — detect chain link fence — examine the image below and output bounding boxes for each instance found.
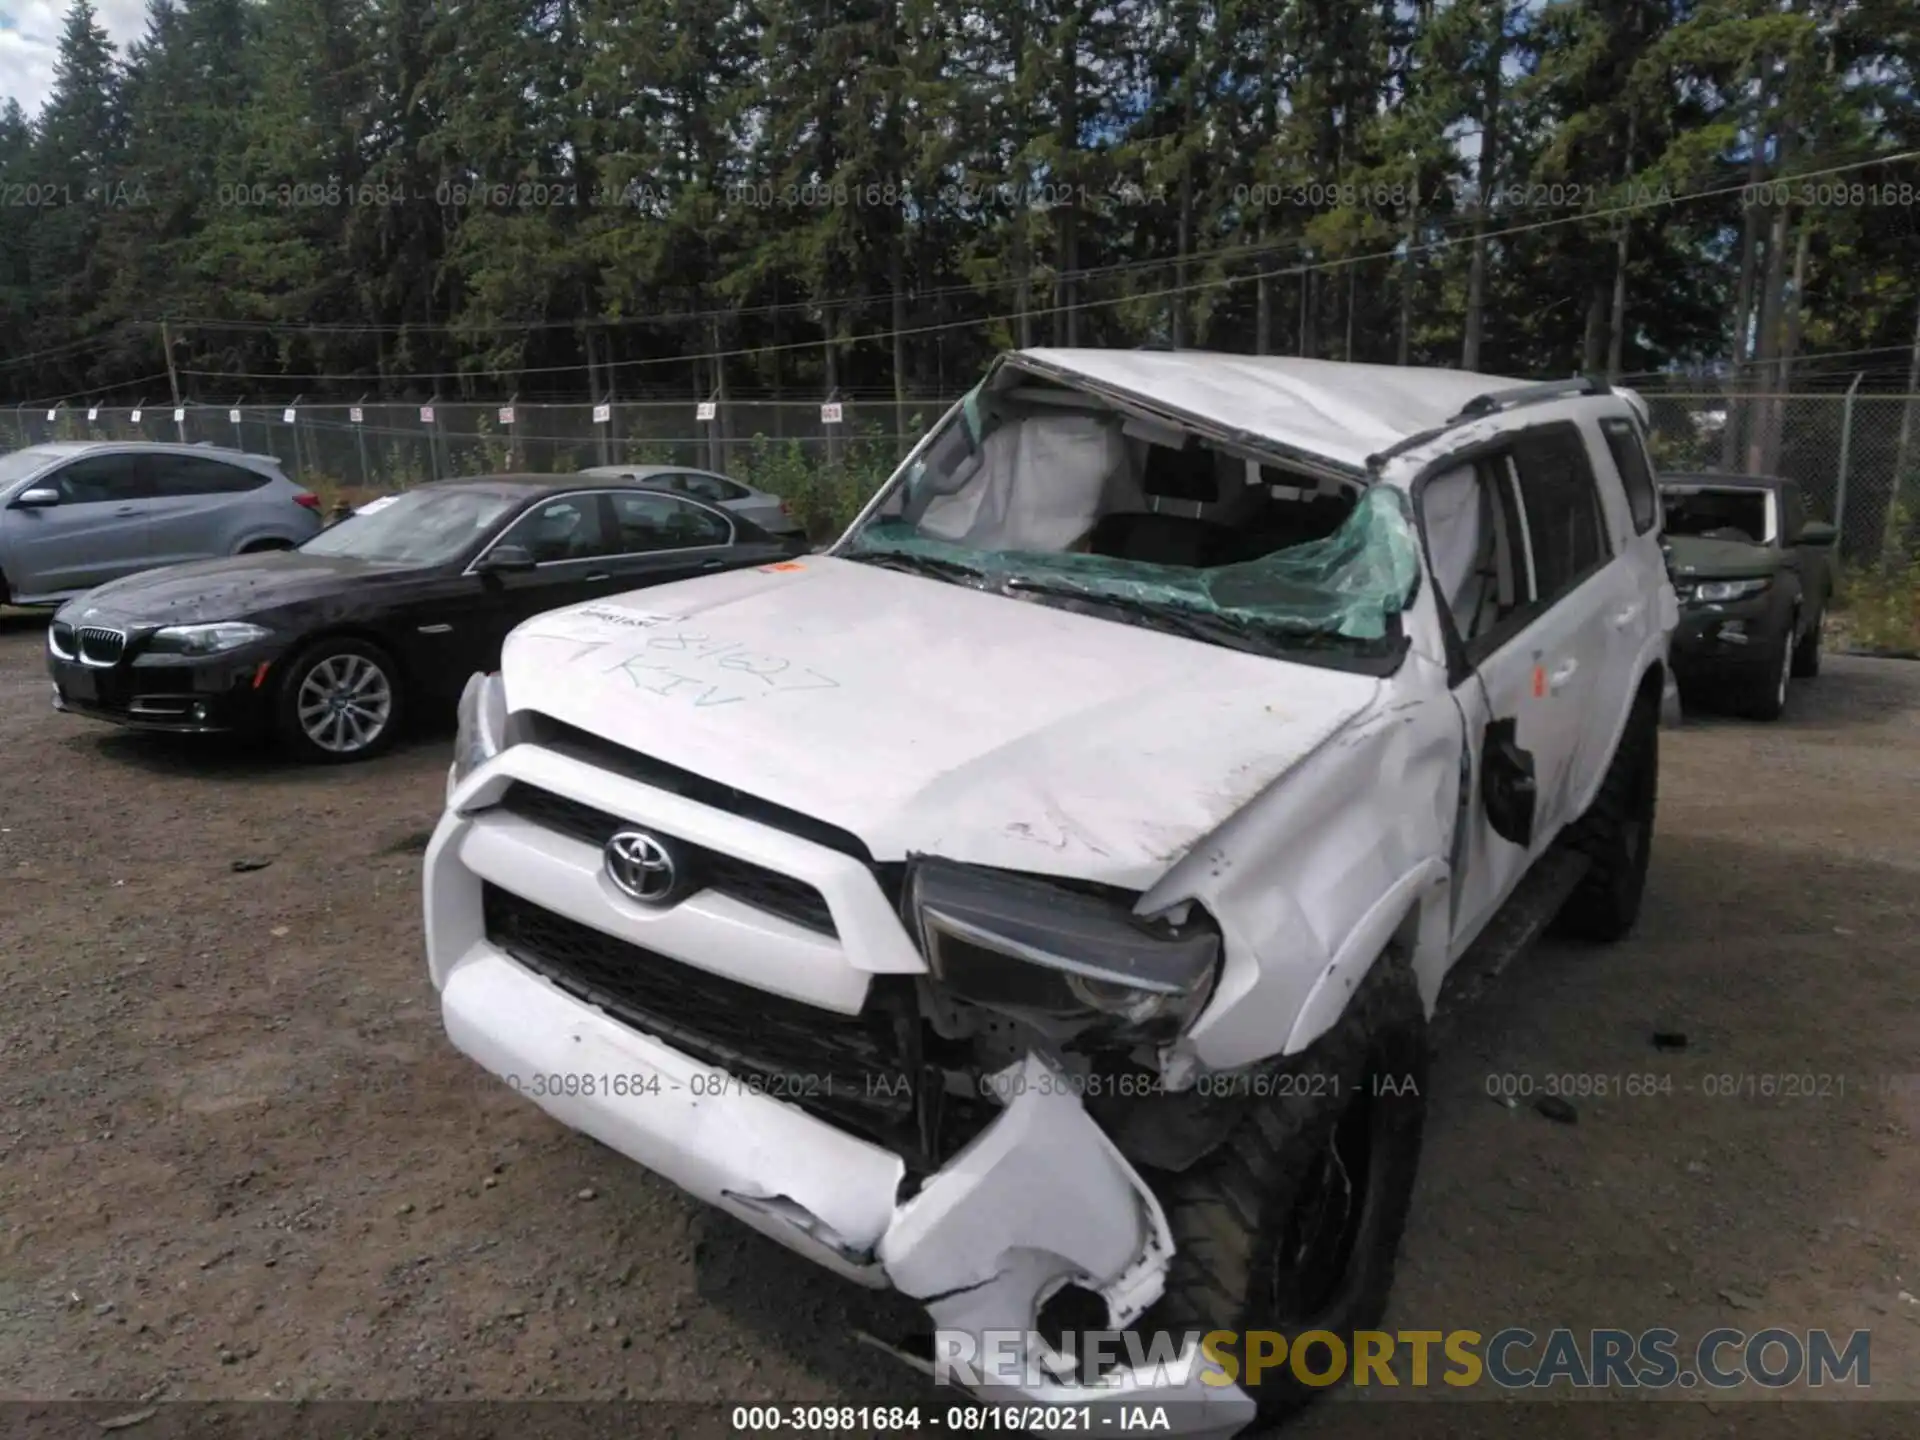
[0,397,953,495]
[4,388,1918,570]
[1640,390,1920,568]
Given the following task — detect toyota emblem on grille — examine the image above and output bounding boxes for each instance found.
[604,829,679,904]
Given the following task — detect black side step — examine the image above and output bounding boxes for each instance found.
[1434,845,1591,1021]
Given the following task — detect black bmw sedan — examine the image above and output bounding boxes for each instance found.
[45,474,806,762]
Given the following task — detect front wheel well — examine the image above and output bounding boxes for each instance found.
[1634,660,1665,717]
[275,628,412,694]
[237,537,296,553]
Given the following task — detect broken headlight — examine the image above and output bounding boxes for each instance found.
[905,857,1220,1039]
[450,670,511,795]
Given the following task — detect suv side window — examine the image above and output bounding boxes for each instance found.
[610,492,731,552]
[146,454,268,498]
[44,454,148,504]
[1510,423,1610,605]
[1597,416,1659,535]
[495,495,611,563]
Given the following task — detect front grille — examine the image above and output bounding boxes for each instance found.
[523,713,907,908]
[77,627,126,666]
[495,781,837,936]
[482,883,919,1150]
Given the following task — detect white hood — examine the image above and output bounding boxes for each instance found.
[499,557,1383,889]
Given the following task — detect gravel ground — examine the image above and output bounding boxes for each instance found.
[1,609,1917,1437]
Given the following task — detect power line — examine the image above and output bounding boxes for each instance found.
[149,199,1446,338]
[169,149,1920,386]
[13,371,176,407]
[0,324,146,375]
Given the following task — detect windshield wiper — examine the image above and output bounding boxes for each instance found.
[847,550,987,583]
[999,578,1303,656]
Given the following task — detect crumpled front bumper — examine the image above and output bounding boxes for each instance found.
[432,908,1255,1434]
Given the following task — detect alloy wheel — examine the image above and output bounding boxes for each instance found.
[296,653,394,754]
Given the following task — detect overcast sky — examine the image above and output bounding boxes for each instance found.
[1,0,148,121]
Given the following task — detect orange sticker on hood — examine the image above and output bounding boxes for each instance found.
[760,561,806,572]
[1532,665,1546,698]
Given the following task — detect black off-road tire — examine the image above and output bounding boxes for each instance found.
[1554,691,1658,942]
[1146,955,1428,1421]
[1736,620,1794,721]
[274,636,405,764]
[1791,605,1823,679]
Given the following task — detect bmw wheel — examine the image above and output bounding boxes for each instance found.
[277,637,404,763]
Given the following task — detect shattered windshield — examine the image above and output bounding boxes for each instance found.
[1661,486,1772,545]
[837,387,1421,652]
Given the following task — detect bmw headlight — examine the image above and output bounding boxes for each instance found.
[144,621,272,655]
[450,670,511,795]
[1692,577,1770,604]
[906,858,1220,1040]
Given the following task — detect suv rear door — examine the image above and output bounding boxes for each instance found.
[4,451,154,595]
[142,452,274,567]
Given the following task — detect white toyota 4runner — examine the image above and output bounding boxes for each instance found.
[425,350,1679,1432]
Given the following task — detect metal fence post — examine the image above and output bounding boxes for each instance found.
[824,388,843,468]
[286,394,306,481]
[1833,371,1864,558]
[505,391,521,470]
[422,394,442,481]
[595,392,612,467]
[704,391,722,473]
[231,397,245,453]
[353,394,370,489]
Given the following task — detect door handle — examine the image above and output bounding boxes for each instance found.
[584,572,611,582]
[1609,602,1642,630]
[114,505,140,516]
[699,558,724,571]
[1548,659,1579,691]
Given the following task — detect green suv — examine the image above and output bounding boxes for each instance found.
[1660,472,1836,720]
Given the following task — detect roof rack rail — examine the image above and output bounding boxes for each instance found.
[1365,373,1616,471]
[1449,373,1613,423]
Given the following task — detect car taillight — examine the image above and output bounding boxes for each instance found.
[294,493,321,510]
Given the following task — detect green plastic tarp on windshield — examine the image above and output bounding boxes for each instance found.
[847,483,1422,641]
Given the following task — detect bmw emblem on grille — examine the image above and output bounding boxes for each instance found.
[604,829,680,905]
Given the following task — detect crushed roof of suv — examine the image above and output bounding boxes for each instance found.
[1008,349,1529,472]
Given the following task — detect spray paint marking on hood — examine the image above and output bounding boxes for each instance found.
[501,560,1385,888]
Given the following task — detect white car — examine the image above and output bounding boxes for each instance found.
[425,350,1679,1432]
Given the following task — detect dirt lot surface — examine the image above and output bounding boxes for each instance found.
[2,608,1918,1438]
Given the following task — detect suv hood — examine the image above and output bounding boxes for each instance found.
[1663,534,1778,581]
[499,557,1385,888]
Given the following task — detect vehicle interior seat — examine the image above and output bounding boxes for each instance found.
[1087,444,1358,569]
[1085,442,1225,566]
